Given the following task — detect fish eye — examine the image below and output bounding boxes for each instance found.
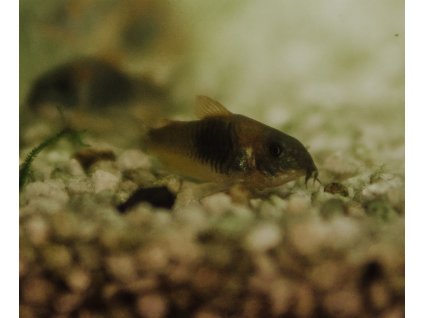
[268,142,283,158]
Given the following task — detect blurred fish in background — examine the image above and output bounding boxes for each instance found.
[23,57,168,145]
[20,0,189,147]
[26,57,161,111]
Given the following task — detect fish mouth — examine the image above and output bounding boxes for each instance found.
[305,168,320,187]
[271,167,319,188]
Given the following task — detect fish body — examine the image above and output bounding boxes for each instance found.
[146,96,317,189]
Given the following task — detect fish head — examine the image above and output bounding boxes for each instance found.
[253,126,318,186]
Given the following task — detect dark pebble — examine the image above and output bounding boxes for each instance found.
[324,182,349,197]
[74,148,116,171]
[117,186,176,213]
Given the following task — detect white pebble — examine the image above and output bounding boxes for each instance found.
[25,216,50,245]
[92,170,120,193]
[117,149,151,171]
[174,203,208,230]
[23,180,68,205]
[361,176,403,201]
[245,222,282,251]
[67,178,93,194]
[287,194,311,214]
[325,217,360,249]
[64,158,86,177]
[20,197,67,215]
[201,192,232,215]
[289,219,329,256]
[323,152,359,176]
[21,180,69,215]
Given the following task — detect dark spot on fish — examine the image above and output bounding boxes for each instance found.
[117,186,175,213]
[324,182,349,197]
[74,148,116,171]
[193,118,241,174]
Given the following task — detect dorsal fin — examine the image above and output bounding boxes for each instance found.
[195,96,232,119]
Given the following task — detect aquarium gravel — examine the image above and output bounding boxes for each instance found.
[19,141,404,317]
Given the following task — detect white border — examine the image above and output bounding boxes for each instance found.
[1,1,19,317]
[405,0,422,316]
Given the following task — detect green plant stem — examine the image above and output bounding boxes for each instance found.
[19,128,86,190]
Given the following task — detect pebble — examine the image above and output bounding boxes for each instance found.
[245,222,282,252]
[41,244,73,271]
[294,283,315,317]
[268,278,294,315]
[25,216,50,246]
[289,219,329,256]
[22,180,69,207]
[201,192,233,215]
[22,277,55,305]
[74,148,116,171]
[174,203,208,230]
[286,193,311,214]
[117,149,151,171]
[323,288,362,317]
[136,245,169,272]
[323,152,359,177]
[117,186,175,212]
[362,176,403,202]
[106,254,138,282]
[92,170,121,193]
[67,178,93,194]
[51,211,79,240]
[66,267,91,292]
[137,293,168,318]
[54,292,82,314]
[324,182,349,197]
[194,310,221,318]
[53,158,86,178]
[325,217,360,249]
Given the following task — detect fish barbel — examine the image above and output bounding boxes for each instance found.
[145,96,318,189]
